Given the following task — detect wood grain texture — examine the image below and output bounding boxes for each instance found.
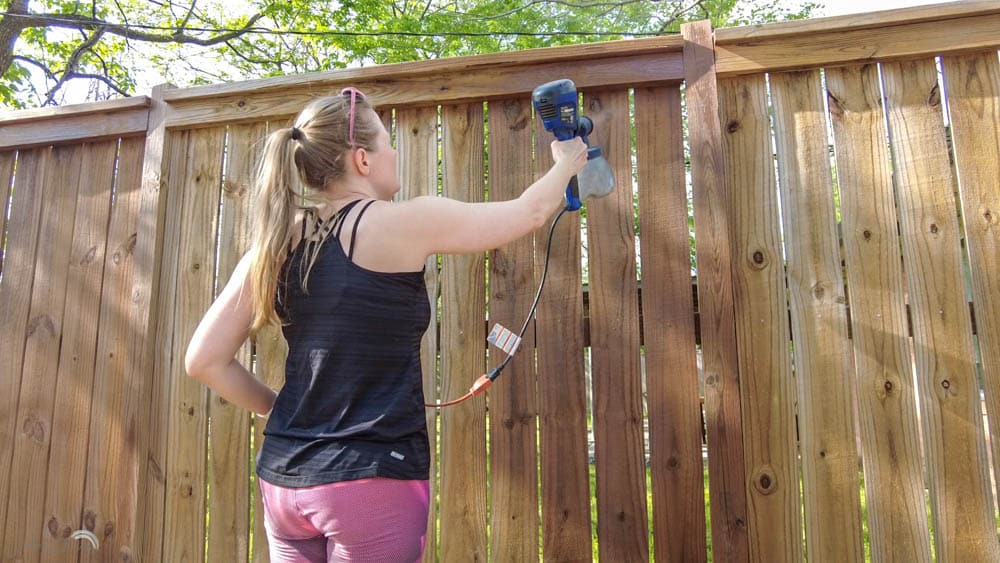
[487,97,539,562]
[438,102,489,562]
[533,109,593,563]
[0,148,51,557]
[681,20,750,563]
[883,57,1000,563]
[395,106,441,563]
[0,151,13,251]
[207,121,266,562]
[714,13,1000,78]
[770,69,864,562]
[134,86,178,563]
[941,50,1000,515]
[635,85,707,563]
[826,63,932,563]
[718,73,802,563]
[161,126,226,562]
[584,88,648,562]
[79,136,148,563]
[2,143,84,562]
[38,140,118,562]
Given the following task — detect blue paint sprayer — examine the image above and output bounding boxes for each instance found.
[531,78,615,211]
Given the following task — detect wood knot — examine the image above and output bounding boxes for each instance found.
[48,516,60,537]
[726,120,741,134]
[750,250,766,270]
[237,100,246,108]
[27,314,57,339]
[81,245,99,265]
[753,467,777,495]
[121,546,135,562]
[927,84,941,107]
[502,417,514,430]
[884,380,893,393]
[941,379,950,389]
[667,456,679,469]
[22,415,46,443]
[929,223,939,234]
[819,450,827,458]
[104,521,115,539]
[705,374,718,387]
[617,511,627,522]
[812,282,825,301]
[862,229,872,241]
[84,509,97,530]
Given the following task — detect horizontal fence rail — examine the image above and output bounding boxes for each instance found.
[1,3,999,561]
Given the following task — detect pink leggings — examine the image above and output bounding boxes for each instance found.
[258,476,430,562]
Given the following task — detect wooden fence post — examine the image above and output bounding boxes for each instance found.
[681,20,749,563]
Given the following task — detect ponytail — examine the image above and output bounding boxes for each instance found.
[249,127,300,334]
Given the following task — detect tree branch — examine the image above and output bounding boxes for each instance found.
[7,11,264,46]
[44,27,105,104]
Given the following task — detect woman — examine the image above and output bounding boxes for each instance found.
[185,87,587,562]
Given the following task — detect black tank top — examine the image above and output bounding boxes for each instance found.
[256,199,431,487]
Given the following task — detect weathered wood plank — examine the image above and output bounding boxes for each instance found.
[487,96,539,562]
[533,107,593,563]
[207,121,266,562]
[681,20,750,563]
[395,106,441,563]
[584,88,648,562]
[771,69,864,562]
[437,102,489,562]
[2,143,84,562]
[38,140,118,562]
[826,62,933,563]
[0,148,51,554]
[79,136,149,563]
[883,57,1000,563]
[134,86,179,563]
[719,73,802,563]
[635,85,706,563]
[161,126,226,562]
[714,12,1000,78]
[941,50,1000,517]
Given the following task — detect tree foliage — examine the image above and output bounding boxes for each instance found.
[1,0,820,109]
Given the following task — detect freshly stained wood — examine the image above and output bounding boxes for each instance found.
[134,86,177,562]
[395,106,441,563]
[636,85,706,563]
[487,97,539,562]
[0,148,51,554]
[719,73,803,563]
[826,63,932,563]
[38,140,118,562]
[533,112,593,562]
[681,20,749,563]
[714,12,1000,78]
[770,69,863,562]
[165,53,684,129]
[438,102,489,562]
[2,143,84,561]
[79,136,148,563]
[584,88,648,562]
[882,57,1000,562]
[207,121,266,562]
[942,50,1000,509]
[161,126,226,562]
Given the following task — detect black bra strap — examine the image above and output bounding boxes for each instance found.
[333,199,365,239]
[348,200,377,260]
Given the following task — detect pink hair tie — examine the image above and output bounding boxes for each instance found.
[340,87,363,146]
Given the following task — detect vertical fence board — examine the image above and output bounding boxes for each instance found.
[0,151,13,260]
[882,57,1000,562]
[134,87,175,563]
[533,110,593,562]
[250,119,291,563]
[79,136,148,563]
[437,103,489,562]
[942,50,1000,506]
[826,63,933,563]
[0,148,50,556]
[207,122,265,562]
[38,140,118,562]
[636,85,707,563]
[2,144,83,562]
[584,88,649,562]
[771,69,865,562]
[162,126,226,562]
[682,20,750,563]
[396,106,441,563]
[719,73,803,563]
[487,97,540,562]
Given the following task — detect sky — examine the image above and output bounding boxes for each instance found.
[29,0,963,107]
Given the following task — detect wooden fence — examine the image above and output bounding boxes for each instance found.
[1,1,998,561]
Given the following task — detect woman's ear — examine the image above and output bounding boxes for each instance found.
[352,147,370,176]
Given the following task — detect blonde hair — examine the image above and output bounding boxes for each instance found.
[249,92,381,333]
